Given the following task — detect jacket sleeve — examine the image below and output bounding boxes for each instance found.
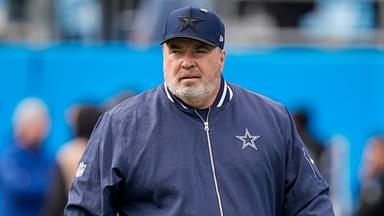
[283,108,334,216]
[64,112,124,216]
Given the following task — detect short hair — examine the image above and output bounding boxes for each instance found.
[74,105,102,139]
[12,97,50,131]
[370,135,384,147]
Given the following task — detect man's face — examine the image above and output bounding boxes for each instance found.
[163,38,226,108]
[15,115,48,150]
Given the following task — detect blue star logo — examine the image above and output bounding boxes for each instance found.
[235,128,261,151]
[178,8,203,32]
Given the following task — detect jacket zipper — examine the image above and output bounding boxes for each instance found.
[194,109,224,216]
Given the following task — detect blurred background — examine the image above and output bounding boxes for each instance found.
[1,0,384,215]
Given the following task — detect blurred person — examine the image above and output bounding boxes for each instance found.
[0,98,54,216]
[42,104,102,216]
[65,7,334,215]
[328,135,353,216]
[357,135,384,215]
[293,110,326,175]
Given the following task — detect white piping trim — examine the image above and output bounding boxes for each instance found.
[165,82,232,109]
[228,85,233,100]
[217,82,228,108]
[164,83,175,103]
[179,101,189,109]
[164,83,189,109]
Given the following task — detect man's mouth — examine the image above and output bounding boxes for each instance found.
[179,75,201,82]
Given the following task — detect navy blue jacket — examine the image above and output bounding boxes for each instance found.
[65,81,334,216]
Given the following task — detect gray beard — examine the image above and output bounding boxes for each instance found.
[171,82,215,101]
[166,75,221,107]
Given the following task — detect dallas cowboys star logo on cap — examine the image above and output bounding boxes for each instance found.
[178,8,203,32]
[235,128,261,151]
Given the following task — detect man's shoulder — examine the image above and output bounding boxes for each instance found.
[105,85,164,121]
[229,83,286,112]
[0,144,21,159]
[57,139,87,159]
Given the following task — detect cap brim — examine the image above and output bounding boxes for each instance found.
[161,35,217,47]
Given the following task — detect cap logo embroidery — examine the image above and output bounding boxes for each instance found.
[178,8,203,32]
[219,34,224,42]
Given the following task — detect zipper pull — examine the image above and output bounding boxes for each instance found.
[204,122,209,132]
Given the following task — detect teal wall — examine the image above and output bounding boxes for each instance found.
[1,44,383,203]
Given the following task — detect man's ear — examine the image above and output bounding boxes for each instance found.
[220,49,226,67]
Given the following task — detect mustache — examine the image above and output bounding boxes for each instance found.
[177,70,202,79]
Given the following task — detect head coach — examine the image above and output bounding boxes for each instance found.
[65,6,334,216]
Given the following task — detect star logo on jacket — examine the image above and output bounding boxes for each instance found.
[75,161,87,177]
[178,8,203,32]
[235,128,261,151]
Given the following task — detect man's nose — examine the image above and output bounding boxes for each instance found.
[181,54,196,69]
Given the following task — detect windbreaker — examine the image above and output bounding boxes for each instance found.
[65,81,334,216]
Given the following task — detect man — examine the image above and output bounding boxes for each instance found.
[357,135,384,215]
[43,104,102,216]
[65,7,334,215]
[0,98,54,216]
[293,110,327,175]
